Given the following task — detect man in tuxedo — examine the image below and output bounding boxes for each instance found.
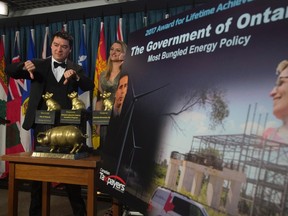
[5,31,94,216]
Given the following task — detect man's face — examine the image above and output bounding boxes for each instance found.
[51,36,71,62]
[115,76,129,108]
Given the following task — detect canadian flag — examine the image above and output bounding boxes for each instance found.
[163,193,175,213]
[117,17,123,41]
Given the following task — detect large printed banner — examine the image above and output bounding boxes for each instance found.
[98,1,288,215]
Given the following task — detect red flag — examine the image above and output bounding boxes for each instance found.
[5,31,25,164]
[117,17,123,41]
[0,36,8,178]
[7,31,23,124]
[62,23,68,32]
[7,32,23,125]
[92,21,107,149]
[0,36,7,93]
[163,193,175,213]
[42,26,51,59]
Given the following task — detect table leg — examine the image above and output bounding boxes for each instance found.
[112,198,122,216]
[8,162,18,216]
[87,169,96,216]
[42,182,50,216]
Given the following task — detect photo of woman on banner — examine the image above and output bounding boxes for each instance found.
[262,59,288,165]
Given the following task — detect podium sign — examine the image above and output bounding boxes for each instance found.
[60,110,82,124]
[93,110,111,125]
[35,110,56,124]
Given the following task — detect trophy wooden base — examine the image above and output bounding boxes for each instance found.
[31,151,89,160]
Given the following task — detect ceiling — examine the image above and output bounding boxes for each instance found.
[3,0,209,12]
[0,0,211,27]
[1,0,133,19]
[4,0,107,11]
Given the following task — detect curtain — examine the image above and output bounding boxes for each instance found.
[0,4,193,177]
[0,5,191,80]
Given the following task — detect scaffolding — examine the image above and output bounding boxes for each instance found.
[190,133,288,216]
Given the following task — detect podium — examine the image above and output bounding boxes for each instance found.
[0,152,100,216]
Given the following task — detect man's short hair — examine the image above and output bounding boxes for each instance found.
[52,31,74,47]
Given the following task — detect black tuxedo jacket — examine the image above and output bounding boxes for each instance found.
[5,57,94,130]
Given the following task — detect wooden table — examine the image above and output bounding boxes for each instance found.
[0,152,100,216]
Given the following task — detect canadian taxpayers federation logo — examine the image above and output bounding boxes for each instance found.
[99,168,126,193]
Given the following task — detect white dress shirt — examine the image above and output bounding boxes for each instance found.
[52,57,66,82]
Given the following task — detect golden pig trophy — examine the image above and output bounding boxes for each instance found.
[36,125,88,154]
[100,91,113,111]
[42,92,61,111]
[67,91,86,110]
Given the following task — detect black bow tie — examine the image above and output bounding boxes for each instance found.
[54,61,66,68]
